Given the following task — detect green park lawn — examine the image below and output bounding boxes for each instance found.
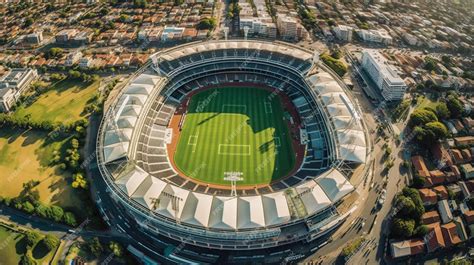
[0,225,57,265]
[13,79,99,125]
[0,128,85,215]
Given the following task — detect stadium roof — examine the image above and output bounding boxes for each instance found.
[156,40,313,62]
[307,72,367,164]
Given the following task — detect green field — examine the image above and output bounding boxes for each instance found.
[0,128,85,215]
[0,225,57,265]
[174,87,295,186]
[13,79,99,125]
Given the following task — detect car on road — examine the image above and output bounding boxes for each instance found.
[377,189,387,209]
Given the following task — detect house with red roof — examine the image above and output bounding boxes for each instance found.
[424,223,445,253]
[422,211,441,225]
[419,188,437,205]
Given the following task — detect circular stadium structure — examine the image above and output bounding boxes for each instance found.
[96,40,370,262]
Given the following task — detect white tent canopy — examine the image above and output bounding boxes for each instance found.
[132,176,167,209]
[237,196,266,229]
[116,166,148,196]
[317,169,354,202]
[296,181,332,215]
[180,192,213,227]
[262,192,291,226]
[209,197,238,230]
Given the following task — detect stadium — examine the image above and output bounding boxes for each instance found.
[96,40,370,263]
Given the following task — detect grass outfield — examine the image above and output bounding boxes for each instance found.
[174,87,295,186]
[13,79,99,125]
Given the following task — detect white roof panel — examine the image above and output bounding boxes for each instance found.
[296,181,332,215]
[209,197,237,230]
[115,166,148,196]
[316,170,354,202]
[132,176,167,209]
[262,192,291,226]
[181,192,213,227]
[237,196,266,229]
[103,142,129,163]
[156,184,190,220]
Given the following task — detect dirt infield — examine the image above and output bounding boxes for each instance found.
[166,82,306,191]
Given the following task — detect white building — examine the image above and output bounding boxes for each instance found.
[333,25,353,42]
[277,15,298,40]
[361,50,406,101]
[0,68,38,112]
[356,29,392,45]
[65,51,83,67]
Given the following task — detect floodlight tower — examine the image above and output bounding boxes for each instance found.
[224,172,243,197]
[312,51,320,68]
[243,26,250,40]
[223,26,229,40]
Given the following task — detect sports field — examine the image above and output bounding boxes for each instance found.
[173,87,295,186]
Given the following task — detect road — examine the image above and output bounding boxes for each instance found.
[302,58,410,264]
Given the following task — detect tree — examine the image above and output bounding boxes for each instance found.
[320,53,347,77]
[109,241,123,257]
[435,102,450,120]
[23,18,34,28]
[50,73,65,82]
[391,218,415,238]
[412,175,425,189]
[133,0,147,8]
[446,95,464,118]
[63,212,77,226]
[402,187,425,220]
[424,57,438,72]
[395,195,416,217]
[49,205,64,222]
[408,109,437,128]
[22,201,35,214]
[196,17,217,30]
[416,121,449,145]
[42,234,60,252]
[35,204,51,218]
[20,253,37,265]
[72,173,87,189]
[68,70,81,79]
[25,230,41,248]
[413,225,429,237]
[88,237,103,257]
[46,48,64,59]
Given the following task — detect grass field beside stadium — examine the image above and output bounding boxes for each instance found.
[173,87,295,186]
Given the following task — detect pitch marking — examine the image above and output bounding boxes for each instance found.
[218,144,251,156]
[222,104,247,113]
[274,137,281,147]
[264,102,273,114]
[188,135,198,152]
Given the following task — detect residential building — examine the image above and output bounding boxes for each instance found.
[25,31,43,45]
[424,223,445,252]
[333,25,353,42]
[438,200,453,224]
[0,68,38,112]
[421,211,440,225]
[460,164,474,179]
[411,156,430,178]
[356,29,393,45]
[390,239,424,258]
[65,51,82,67]
[361,49,407,101]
